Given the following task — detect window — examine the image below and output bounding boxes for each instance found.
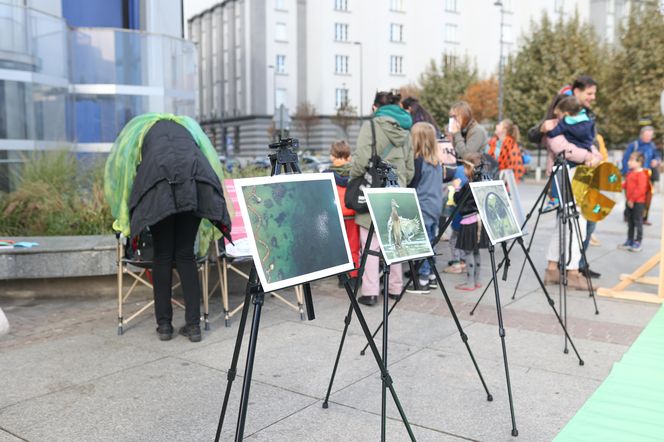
[389,55,403,75]
[334,23,349,41]
[335,88,349,108]
[443,52,458,69]
[276,88,287,108]
[275,0,286,10]
[445,0,457,12]
[276,55,286,73]
[335,55,349,74]
[334,0,348,11]
[444,23,458,43]
[390,23,404,42]
[389,0,404,12]
[275,22,287,41]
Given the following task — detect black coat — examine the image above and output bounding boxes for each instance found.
[128,120,230,236]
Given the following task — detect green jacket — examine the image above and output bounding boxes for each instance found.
[351,116,414,229]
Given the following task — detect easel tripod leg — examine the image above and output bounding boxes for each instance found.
[516,238,585,365]
[215,269,257,442]
[430,259,493,401]
[360,260,416,356]
[488,246,518,437]
[345,280,416,441]
[380,261,390,442]
[234,290,265,441]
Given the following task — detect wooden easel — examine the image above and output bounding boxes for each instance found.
[598,213,664,304]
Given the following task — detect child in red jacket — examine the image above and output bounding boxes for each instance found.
[620,152,651,252]
[324,141,360,285]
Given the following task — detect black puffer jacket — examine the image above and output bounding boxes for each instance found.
[128,120,229,235]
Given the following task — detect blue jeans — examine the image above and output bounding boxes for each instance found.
[419,222,438,279]
[579,220,596,268]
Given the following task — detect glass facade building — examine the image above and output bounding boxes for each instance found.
[0,0,196,191]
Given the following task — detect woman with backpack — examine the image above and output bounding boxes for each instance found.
[351,91,415,306]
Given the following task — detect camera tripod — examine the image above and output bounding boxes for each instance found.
[468,154,599,354]
[214,142,415,441]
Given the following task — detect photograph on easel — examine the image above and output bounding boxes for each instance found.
[363,188,434,265]
[470,181,523,245]
[234,173,354,292]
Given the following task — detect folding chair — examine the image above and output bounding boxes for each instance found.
[116,234,210,335]
[208,240,305,327]
[208,178,305,327]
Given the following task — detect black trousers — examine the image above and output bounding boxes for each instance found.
[150,211,202,326]
[626,202,645,243]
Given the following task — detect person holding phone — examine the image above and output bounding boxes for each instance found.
[448,101,488,158]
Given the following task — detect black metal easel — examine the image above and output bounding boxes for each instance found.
[214,139,414,441]
[468,155,599,354]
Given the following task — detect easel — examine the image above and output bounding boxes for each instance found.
[214,140,415,441]
[438,171,586,437]
[598,213,664,303]
[469,156,600,356]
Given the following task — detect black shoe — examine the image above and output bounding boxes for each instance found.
[156,323,173,341]
[358,295,378,306]
[428,277,438,289]
[388,293,400,300]
[406,281,431,294]
[179,324,202,342]
[580,266,601,279]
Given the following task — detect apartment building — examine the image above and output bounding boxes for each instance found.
[188,0,593,157]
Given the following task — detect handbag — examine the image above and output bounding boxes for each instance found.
[345,120,393,213]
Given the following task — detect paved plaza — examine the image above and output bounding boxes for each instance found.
[0,181,661,441]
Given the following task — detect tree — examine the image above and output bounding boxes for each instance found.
[419,55,478,128]
[503,12,608,143]
[602,2,664,146]
[292,101,319,148]
[461,77,499,123]
[331,100,358,140]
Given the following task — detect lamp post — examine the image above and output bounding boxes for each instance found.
[352,41,363,118]
[494,0,504,122]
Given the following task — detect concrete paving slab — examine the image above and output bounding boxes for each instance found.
[508,288,660,328]
[0,333,164,408]
[428,322,627,381]
[0,357,316,442]
[0,429,22,442]
[330,348,600,442]
[180,320,419,398]
[246,400,466,441]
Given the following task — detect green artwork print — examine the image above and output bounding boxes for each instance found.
[241,179,350,286]
[365,189,433,264]
[470,181,522,245]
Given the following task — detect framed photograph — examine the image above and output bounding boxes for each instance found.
[363,187,434,265]
[469,181,523,245]
[234,173,354,292]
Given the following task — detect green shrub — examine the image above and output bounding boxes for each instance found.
[0,151,113,236]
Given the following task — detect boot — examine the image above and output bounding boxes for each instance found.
[544,268,560,285]
[565,270,588,290]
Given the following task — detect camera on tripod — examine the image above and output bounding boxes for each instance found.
[472,160,493,182]
[269,137,299,152]
[374,159,399,187]
[268,137,300,175]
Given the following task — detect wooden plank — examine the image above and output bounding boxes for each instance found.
[597,288,664,304]
[619,275,660,286]
[609,253,660,291]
